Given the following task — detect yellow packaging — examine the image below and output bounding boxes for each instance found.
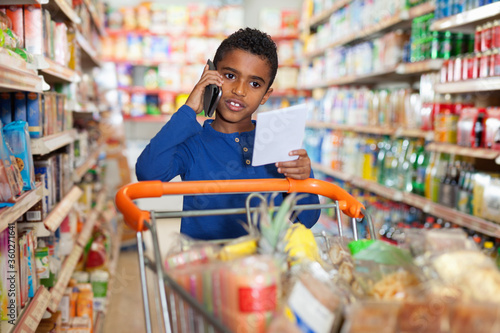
[284,224,322,266]
[219,238,257,261]
[472,173,493,218]
[76,284,93,333]
[482,177,500,223]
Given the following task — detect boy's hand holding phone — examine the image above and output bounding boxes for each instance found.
[276,149,311,180]
[186,62,224,115]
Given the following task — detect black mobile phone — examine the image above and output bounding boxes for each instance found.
[203,59,222,117]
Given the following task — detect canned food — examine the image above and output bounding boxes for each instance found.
[481,22,493,52]
[493,20,500,49]
[454,56,463,81]
[480,50,491,78]
[472,52,481,79]
[475,26,482,53]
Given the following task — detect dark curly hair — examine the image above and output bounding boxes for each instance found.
[213,28,278,90]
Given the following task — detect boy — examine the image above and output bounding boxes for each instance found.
[136,28,320,240]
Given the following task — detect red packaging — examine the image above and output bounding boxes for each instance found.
[484,107,500,150]
[420,103,436,131]
[493,49,500,76]
[447,59,454,82]
[23,5,43,55]
[489,50,497,77]
[440,60,448,83]
[281,10,299,37]
[453,56,462,81]
[6,5,24,48]
[472,53,481,79]
[479,51,490,78]
[475,26,482,53]
[481,22,492,52]
[457,108,483,147]
[493,20,500,48]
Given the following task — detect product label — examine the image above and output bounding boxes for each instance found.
[288,281,335,333]
[238,285,277,313]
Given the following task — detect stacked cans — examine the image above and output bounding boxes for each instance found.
[441,19,500,82]
[435,0,498,20]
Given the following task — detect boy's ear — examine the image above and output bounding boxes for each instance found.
[260,87,273,105]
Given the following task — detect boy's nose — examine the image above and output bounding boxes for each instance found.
[232,81,246,97]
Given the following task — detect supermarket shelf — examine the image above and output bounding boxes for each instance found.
[76,31,102,69]
[44,186,84,232]
[312,164,500,237]
[44,0,82,25]
[302,66,399,89]
[271,89,311,97]
[74,146,103,182]
[40,57,79,83]
[430,2,500,33]
[404,192,500,238]
[434,77,500,94]
[0,183,43,233]
[117,86,183,95]
[408,1,436,18]
[0,50,45,93]
[396,59,444,75]
[77,190,106,247]
[304,2,434,60]
[82,0,106,36]
[306,121,394,135]
[395,128,434,140]
[31,129,77,155]
[0,0,47,4]
[271,35,300,41]
[426,142,500,160]
[308,0,352,28]
[123,114,209,124]
[10,286,51,333]
[311,162,353,182]
[48,244,84,312]
[106,28,227,39]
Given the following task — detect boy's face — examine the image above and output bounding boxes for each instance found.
[215,49,273,129]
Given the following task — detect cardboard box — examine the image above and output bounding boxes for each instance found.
[0,92,12,126]
[13,91,27,122]
[26,92,43,138]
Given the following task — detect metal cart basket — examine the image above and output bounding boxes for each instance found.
[115,178,375,333]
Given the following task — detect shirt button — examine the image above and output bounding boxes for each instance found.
[246,159,251,165]
[243,147,248,152]
[235,138,240,143]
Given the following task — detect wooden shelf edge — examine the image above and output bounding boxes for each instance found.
[44,186,84,232]
[12,286,51,333]
[0,183,43,233]
[52,0,82,25]
[31,130,77,156]
[306,122,431,138]
[435,77,500,94]
[426,142,500,160]
[41,58,78,83]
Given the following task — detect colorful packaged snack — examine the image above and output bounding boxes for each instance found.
[0,123,22,198]
[3,121,35,191]
[6,5,24,48]
[23,4,43,56]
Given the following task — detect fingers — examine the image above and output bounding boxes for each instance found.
[276,149,311,179]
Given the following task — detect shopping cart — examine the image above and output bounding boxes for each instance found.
[115,178,375,333]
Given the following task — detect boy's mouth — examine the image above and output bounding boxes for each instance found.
[225,99,245,112]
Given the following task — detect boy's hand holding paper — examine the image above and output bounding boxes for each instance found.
[252,104,310,179]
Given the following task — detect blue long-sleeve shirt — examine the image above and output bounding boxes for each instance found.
[136,105,320,240]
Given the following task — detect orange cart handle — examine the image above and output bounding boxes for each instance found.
[115,178,365,232]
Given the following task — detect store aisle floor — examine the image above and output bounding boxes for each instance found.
[104,218,180,332]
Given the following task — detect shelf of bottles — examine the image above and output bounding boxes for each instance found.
[313,163,500,238]
[430,2,500,33]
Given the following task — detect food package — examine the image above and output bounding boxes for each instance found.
[401,228,477,257]
[3,121,35,191]
[164,234,219,270]
[341,301,400,333]
[351,241,421,301]
[277,262,345,333]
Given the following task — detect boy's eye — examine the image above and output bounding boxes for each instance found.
[225,73,235,79]
[251,82,261,88]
